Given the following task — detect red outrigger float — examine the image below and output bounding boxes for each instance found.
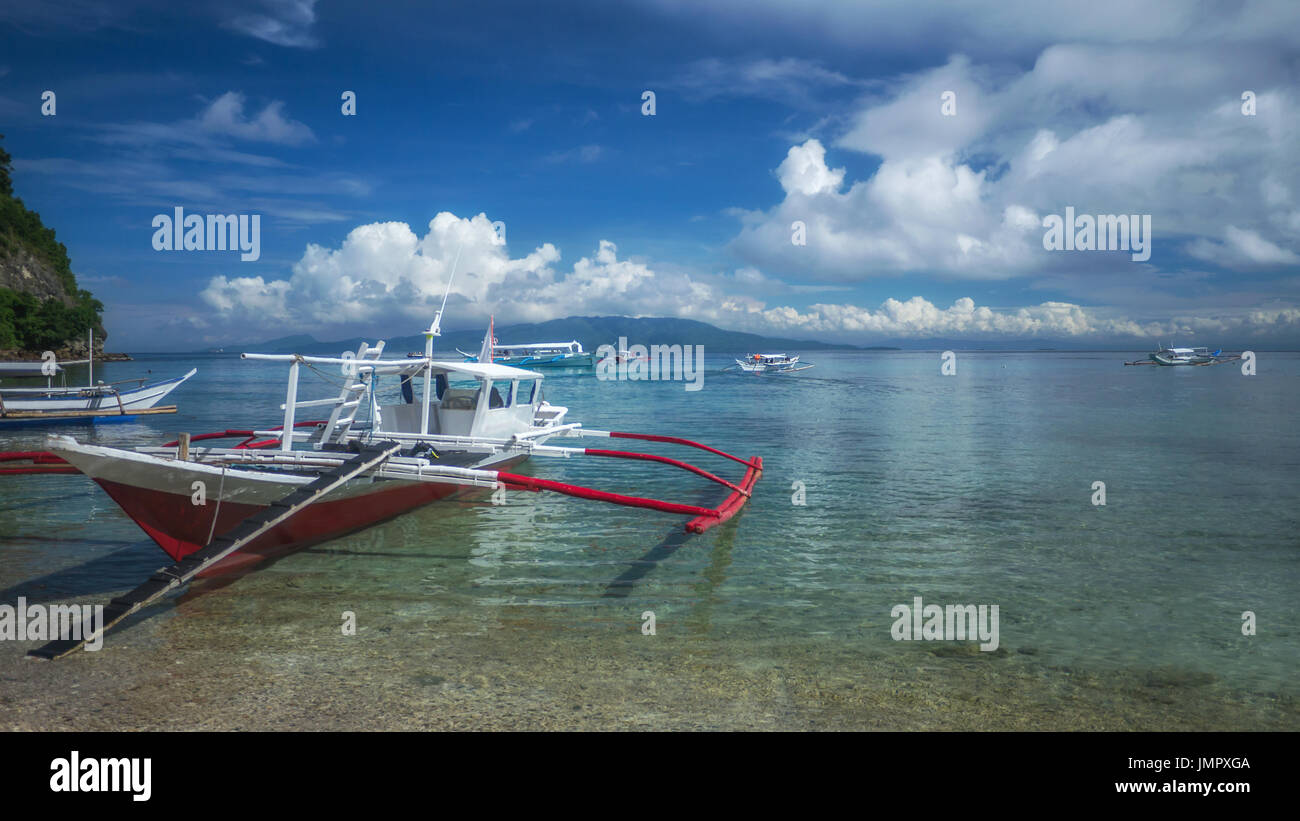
[1,314,761,658]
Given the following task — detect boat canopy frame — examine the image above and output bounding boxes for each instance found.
[242,345,544,451]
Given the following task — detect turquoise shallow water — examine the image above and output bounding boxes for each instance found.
[0,349,1296,727]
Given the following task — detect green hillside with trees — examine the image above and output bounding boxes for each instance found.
[0,134,105,352]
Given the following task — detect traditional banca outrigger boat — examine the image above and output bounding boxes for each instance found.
[0,330,195,423]
[727,353,813,374]
[1,313,761,658]
[1124,344,1240,367]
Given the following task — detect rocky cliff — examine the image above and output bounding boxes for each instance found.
[0,133,111,359]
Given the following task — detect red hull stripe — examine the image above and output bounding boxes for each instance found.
[0,450,69,464]
[0,466,80,475]
[95,477,467,564]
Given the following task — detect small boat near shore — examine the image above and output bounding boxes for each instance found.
[726,353,814,374]
[457,340,594,368]
[0,371,196,423]
[0,331,195,423]
[1,312,761,658]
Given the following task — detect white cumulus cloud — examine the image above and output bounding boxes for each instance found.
[196,212,1300,344]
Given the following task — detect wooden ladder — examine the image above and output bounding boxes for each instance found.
[314,340,387,446]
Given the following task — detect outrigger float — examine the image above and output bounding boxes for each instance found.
[0,314,761,658]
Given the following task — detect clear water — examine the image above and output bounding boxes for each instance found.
[1,350,1296,729]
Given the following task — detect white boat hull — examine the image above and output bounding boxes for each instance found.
[1149,354,1214,366]
[0,369,195,412]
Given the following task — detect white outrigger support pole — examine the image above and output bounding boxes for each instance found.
[421,329,435,435]
[281,357,300,452]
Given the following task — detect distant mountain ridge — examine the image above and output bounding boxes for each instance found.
[207,316,889,355]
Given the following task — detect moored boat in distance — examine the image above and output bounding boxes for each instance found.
[1125,344,1240,367]
[0,330,195,423]
[457,340,594,368]
[0,369,196,418]
[727,353,814,374]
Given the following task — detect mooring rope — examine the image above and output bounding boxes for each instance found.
[205,463,228,546]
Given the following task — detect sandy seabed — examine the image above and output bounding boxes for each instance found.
[2,588,1294,731]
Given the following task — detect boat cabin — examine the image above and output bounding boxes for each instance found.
[493,341,584,359]
[380,360,543,438]
[243,347,551,450]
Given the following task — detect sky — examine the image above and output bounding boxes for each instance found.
[1,0,1298,350]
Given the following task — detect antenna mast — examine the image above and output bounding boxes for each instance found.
[428,244,462,339]
[421,243,463,434]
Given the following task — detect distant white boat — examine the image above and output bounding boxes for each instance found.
[0,369,196,413]
[1126,344,1237,367]
[457,340,594,368]
[1150,345,1218,366]
[727,353,814,374]
[0,329,194,421]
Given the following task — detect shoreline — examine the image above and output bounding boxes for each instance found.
[0,350,132,362]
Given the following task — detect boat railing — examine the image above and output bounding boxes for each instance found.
[244,423,582,453]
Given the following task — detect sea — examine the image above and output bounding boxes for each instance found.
[0,349,1296,730]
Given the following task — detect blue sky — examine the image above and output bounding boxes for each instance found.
[1,0,1298,349]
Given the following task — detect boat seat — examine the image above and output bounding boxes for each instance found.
[439,389,477,411]
[379,403,424,434]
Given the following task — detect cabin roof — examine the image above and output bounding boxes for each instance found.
[242,352,542,380]
[428,359,543,379]
[494,341,579,349]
